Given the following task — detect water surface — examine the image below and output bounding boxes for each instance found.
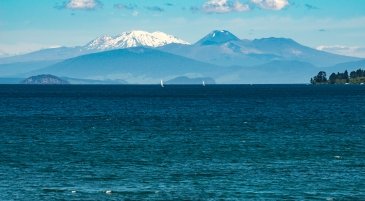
[0,85,364,200]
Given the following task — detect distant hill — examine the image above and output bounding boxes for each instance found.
[166,76,215,84]
[325,59,365,73]
[249,37,357,67]
[31,47,222,84]
[21,74,69,84]
[215,61,318,84]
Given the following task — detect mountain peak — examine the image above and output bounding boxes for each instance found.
[195,30,240,46]
[84,30,189,50]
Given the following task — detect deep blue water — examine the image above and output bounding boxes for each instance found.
[0,85,364,200]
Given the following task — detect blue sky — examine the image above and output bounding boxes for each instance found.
[1,0,365,57]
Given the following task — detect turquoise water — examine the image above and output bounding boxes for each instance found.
[0,85,364,200]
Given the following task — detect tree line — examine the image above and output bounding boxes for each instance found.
[310,69,365,84]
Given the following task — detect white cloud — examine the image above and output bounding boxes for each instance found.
[203,0,231,13]
[317,45,365,58]
[66,0,102,10]
[233,1,250,12]
[251,0,289,10]
[203,0,249,13]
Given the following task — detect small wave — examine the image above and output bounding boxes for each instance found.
[334,155,341,159]
[98,189,158,195]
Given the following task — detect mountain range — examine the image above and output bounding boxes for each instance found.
[159,30,357,67]
[0,30,364,84]
[0,31,189,65]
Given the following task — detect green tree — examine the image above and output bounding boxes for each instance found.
[344,70,349,83]
[315,71,327,83]
[356,69,365,77]
[329,73,337,84]
[350,70,356,79]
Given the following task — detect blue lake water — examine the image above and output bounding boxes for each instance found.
[0,84,364,200]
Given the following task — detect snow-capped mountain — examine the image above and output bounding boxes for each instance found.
[160,30,359,67]
[1,29,361,83]
[84,30,189,50]
[195,30,240,45]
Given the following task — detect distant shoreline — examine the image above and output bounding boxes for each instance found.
[310,69,365,85]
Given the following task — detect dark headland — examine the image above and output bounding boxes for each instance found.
[310,69,365,84]
[21,74,69,84]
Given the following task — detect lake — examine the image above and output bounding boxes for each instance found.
[0,84,364,200]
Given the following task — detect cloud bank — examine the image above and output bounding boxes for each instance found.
[202,0,250,13]
[251,0,289,10]
[64,0,102,10]
[202,0,289,13]
[317,45,365,58]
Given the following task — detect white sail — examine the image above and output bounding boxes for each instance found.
[202,80,205,86]
[160,80,164,87]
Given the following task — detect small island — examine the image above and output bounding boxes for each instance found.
[21,74,69,84]
[310,69,365,84]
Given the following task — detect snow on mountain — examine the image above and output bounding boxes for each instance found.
[84,30,189,50]
[195,30,240,45]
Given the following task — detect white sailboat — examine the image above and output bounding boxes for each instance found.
[202,80,205,86]
[160,80,164,87]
